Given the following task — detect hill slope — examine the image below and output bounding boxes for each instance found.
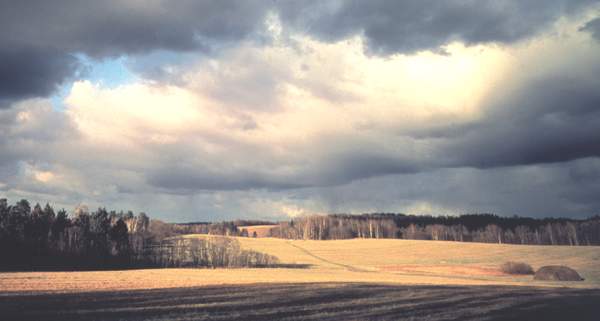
[185,235,600,288]
[2,237,599,293]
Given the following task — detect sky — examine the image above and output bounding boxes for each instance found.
[1,1,600,222]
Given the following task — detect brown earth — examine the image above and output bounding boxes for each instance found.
[2,283,600,321]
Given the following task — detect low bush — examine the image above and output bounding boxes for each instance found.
[500,261,534,275]
[534,265,584,281]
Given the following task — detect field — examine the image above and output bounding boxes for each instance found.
[236,225,276,238]
[2,237,600,320]
[3,283,600,321]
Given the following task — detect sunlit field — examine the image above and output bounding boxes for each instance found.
[2,236,599,294]
[3,237,600,320]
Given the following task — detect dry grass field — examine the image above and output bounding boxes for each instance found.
[236,225,277,238]
[2,236,599,293]
[2,237,600,320]
[204,235,600,288]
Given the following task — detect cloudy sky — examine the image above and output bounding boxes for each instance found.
[2,1,600,221]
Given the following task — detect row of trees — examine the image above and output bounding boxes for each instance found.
[0,198,280,270]
[267,214,600,245]
[160,213,600,246]
[0,199,151,269]
[141,237,279,268]
[171,220,275,236]
[398,221,598,245]
[269,215,397,240]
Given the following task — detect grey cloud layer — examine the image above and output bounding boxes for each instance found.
[0,48,80,104]
[437,67,600,168]
[0,101,78,164]
[0,0,271,103]
[299,158,600,218]
[582,17,600,40]
[3,0,599,103]
[279,0,599,54]
[1,0,270,55]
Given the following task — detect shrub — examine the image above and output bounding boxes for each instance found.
[500,261,534,275]
[534,265,584,281]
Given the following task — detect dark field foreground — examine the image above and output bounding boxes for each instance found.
[2,283,600,321]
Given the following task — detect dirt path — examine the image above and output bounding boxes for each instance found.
[285,241,370,272]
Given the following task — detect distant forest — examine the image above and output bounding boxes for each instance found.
[0,198,276,270]
[175,214,600,246]
[2,197,600,270]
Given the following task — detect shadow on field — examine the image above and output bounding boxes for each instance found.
[261,263,313,269]
[1,283,599,321]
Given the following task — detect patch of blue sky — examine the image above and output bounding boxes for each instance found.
[51,50,201,110]
[82,55,136,87]
[51,55,137,110]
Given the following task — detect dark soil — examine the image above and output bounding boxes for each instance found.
[1,283,599,321]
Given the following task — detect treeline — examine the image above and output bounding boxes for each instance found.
[171,220,276,236]
[142,237,278,268]
[0,198,279,270]
[268,214,600,245]
[161,213,600,246]
[0,198,152,270]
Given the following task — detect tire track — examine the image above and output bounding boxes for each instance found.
[285,241,370,272]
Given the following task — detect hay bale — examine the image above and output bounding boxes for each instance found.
[534,265,584,281]
[500,261,534,275]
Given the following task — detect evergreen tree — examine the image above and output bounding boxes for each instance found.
[110,218,130,260]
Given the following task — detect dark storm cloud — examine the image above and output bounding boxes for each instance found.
[304,159,600,218]
[0,48,81,105]
[143,133,429,192]
[581,17,600,41]
[2,0,597,103]
[278,0,598,55]
[0,0,270,55]
[0,0,271,103]
[569,157,600,183]
[438,68,600,168]
[305,146,425,187]
[147,167,304,192]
